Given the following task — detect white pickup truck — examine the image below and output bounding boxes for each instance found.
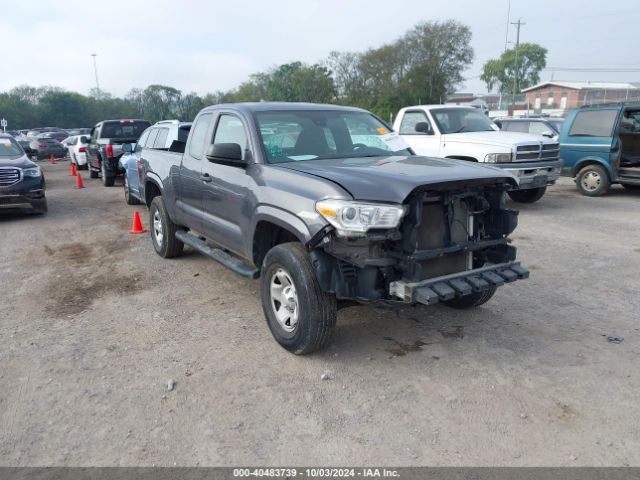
[393,105,563,203]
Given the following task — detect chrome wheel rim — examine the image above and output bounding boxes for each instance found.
[270,268,299,332]
[153,210,164,246]
[582,171,601,191]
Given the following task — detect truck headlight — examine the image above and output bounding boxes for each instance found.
[316,199,406,236]
[22,166,41,178]
[485,153,513,163]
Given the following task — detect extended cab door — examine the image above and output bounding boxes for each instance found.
[175,113,214,232]
[200,112,255,255]
[396,109,442,156]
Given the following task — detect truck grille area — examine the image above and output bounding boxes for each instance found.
[515,143,560,162]
[0,168,21,187]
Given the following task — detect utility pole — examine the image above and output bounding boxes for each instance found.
[91,53,101,100]
[510,19,525,110]
[499,0,511,111]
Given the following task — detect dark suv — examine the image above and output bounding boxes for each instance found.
[0,134,47,214]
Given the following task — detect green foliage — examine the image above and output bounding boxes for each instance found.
[0,19,475,129]
[481,43,547,94]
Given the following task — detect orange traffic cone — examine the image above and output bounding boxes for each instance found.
[70,162,77,176]
[130,211,146,234]
[75,172,84,189]
[50,154,56,165]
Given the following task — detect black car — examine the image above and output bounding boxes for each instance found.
[29,137,67,160]
[0,134,47,214]
[18,140,36,158]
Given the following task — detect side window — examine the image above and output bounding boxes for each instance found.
[135,129,151,152]
[189,113,213,159]
[213,115,249,159]
[569,110,618,137]
[399,111,429,134]
[146,129,160,150]
[154,128,169,149]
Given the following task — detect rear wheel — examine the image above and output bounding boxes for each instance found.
[89,163,99,178]
[149,196,183,258]
[576,164,610,196]
[101,162,115,187]
[507,187,546,203]
[443,285,497,309]
[261,243,337,354]
[124,174,141,205]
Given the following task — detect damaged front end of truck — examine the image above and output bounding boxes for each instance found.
[309,178,529,308]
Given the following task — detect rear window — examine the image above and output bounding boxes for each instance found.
[569,110,617,137]
[0,137,23,156]
[100,121,150,139]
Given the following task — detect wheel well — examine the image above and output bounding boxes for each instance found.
[574,160,610,179]
[446,155,478,162]
[145,181,162,206]
[253,221,300,268]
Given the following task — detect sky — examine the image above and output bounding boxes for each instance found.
[2,0,639,97]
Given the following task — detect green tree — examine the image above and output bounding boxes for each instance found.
[481,43,547,94]
[142,85,182,123]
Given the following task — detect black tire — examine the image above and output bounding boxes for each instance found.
[576,164,610,197]
[124,174,141,205]
[101,162,115,187]
[149,196,183,258]
[507,187,547,203]
[89,164,99,178]
[443,285,497,309]
[260,242,337,354]
[31,197,48,215]
[621,184,640,191]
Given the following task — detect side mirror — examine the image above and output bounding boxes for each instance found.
[414,122,433,135]
[80,135,89,143]
[206,143,245,165]
[122,143,133,153]
[541,130,555,138]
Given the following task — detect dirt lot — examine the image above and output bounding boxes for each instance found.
[1,162,639,467]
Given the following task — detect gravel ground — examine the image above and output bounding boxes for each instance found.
[1,162,639,466]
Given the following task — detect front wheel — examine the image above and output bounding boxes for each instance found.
[442,286,497,309]
[31,197,48,215]
[576,164,610,196]
[149,196,183,258]
[507,187,547,203]
[261,243,337,354]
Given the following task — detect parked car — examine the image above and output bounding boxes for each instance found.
[38,131,69,142]
[119,120,192,205]
[61,135,90,169]
[393,105,562,203]
[67,128,92,136]
[18,140,36,158]
[0,134,47,214]
[559,103,640,196]
[29,137,67,160]
[86,119,151,186]
[139,102,529,354]
[495,117,565,140]
[26,127,67,139]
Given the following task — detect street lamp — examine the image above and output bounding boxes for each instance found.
[91,53,101,99]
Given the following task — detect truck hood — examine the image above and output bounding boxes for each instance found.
[275,155,517,203]
[443,131,553,148]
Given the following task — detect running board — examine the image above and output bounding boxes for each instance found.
[389,261,529,306]
[175,230,259,279]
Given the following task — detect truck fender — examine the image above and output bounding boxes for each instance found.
[572,157,614,179]
[143,172,164,205]
[248,206,312,249]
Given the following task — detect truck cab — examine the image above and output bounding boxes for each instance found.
[394,105,563,203]
[559,103,640,196]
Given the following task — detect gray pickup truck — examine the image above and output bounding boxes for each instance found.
[139,103,529,354]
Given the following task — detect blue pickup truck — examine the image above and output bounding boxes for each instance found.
[559,103,640,196]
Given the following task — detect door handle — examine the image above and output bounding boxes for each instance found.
[200,173,213,182]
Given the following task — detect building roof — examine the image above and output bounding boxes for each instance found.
[521,81,640,93]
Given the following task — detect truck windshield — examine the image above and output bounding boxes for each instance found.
[0,138,23,157]
[255,110,411,163]
[100,121,151,139]
[431,108,495,134]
